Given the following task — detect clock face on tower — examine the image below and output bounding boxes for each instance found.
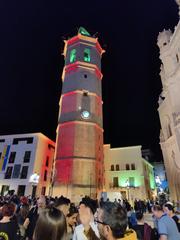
[81,110,90,119]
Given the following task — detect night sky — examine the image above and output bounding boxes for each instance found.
[0,1,179,160]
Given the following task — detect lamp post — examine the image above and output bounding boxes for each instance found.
[125,179,130,201]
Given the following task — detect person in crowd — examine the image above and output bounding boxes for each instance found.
[33,207,67,240]
[132,211,154,240]
[23,195,46,240]
[0,203,19,240]
[73,197,99,240]
[127,207,137,229]
[164,204,180,232]
[152,205,180,240]
[146,200,153,213]
[80,201,137,240]
[66,204,78,240]
[54,196,70,217]
[17,202,30,238]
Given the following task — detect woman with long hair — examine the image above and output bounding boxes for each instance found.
[66,205,78,240]
[33,207,67,240]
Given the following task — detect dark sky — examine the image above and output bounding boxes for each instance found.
[0,0,179,160]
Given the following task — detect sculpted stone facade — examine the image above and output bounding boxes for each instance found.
[157,6,180,201]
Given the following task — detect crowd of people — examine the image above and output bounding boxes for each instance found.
[0,193,179,240]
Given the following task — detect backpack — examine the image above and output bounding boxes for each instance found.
[144,223,152,240]
[151,228,159,240]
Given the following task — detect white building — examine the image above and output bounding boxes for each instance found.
[0,133,55,197]
[157,1,180,201]
[103,145,156,203]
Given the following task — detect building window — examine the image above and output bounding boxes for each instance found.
[111,165,114,171]
[46,157,49,167]
[20,166,28,179]
[17,185,26,196]
[129,177,135,187]
[131,164,135,170]
[84,48,91,62]
[24,151,31,163]
[116,165,120,171]
[44,170,47,181]
[41,187,46,195]
[13,137,33,145]
[113,177,118,187]
[4,167,13,179]
[126,164,130,170]
[70,49,76,63]
[0,152,2,159]
[12,164,21,178]
[8,152,16,164]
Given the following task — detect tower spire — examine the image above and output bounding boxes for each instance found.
[78,27,91,36]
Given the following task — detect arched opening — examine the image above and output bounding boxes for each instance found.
[70,49,76,63]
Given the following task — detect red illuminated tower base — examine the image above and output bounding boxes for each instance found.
[53,28,105,202]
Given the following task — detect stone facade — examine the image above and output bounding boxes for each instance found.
[157,6,180,201]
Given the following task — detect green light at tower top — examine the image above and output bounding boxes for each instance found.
[78,27,91,36]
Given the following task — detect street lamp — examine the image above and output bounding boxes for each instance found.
[125,179,130,201]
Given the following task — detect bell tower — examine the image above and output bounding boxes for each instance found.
[53,27,105,202]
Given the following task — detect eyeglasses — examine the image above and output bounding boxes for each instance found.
[94,219,107,225]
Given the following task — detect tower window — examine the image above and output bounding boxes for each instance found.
[84,48,91,62]
[84,74,87,78]
[70,49,76,63]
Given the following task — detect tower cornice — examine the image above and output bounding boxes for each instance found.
[58,120,104,132]
[63,34,105,56]
[62,61,103,81]
[60,90,103,104]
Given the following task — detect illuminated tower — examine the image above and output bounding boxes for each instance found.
[53,28,105,201]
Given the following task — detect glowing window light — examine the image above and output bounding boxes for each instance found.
[84,48,91,62]
[70,49,76,63]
